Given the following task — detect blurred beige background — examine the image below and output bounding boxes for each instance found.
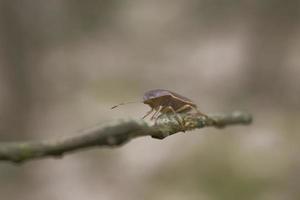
[0,1,300,200]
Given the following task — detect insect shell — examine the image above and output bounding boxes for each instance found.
[141,89,206,123]
[111,89,206,124]
[143,89,197,113]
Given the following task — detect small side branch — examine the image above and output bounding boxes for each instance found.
[0,111,252,164]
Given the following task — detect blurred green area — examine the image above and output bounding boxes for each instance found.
[146,134,285,200]
[0,1,300,200]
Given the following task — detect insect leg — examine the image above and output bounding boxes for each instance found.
[153,106,170,125]
[176,105,208,118]
[142,108,154,119]
[175,105,193,113]
[194,108,208,118]
[150,106,163,120]
[159,106,185,130]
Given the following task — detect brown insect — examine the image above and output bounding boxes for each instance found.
[111,89,207,128]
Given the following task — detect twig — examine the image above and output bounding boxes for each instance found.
[0,111,252,164]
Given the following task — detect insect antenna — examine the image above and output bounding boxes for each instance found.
[111,101,141,109]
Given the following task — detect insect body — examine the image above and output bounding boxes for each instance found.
[112,89,207,129]
[142,89,207,126]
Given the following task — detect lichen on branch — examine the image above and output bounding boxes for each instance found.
[0,111,252,164]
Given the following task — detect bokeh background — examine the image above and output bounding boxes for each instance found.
[1,1,300,200]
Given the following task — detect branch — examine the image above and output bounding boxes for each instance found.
[0,111,252,164]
